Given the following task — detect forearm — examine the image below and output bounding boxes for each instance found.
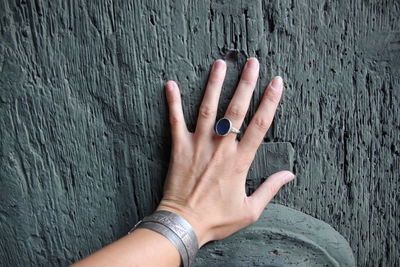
[71,228,181,267]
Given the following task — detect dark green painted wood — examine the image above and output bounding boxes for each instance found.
[0,0,399,266]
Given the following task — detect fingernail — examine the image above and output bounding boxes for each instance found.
[246,57,258,69]
[213,59,226,72]
[283,172,295,183]
[271,76,283,91]
[166,80,175,91]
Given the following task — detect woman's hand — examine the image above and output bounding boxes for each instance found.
[72,58,295,267]
[157,58,295,247]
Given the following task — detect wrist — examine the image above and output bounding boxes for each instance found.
[132,209,200,267]
[156,202,212,247]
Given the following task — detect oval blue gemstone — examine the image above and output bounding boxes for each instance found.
[215,118,231,135]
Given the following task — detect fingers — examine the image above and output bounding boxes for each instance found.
[195,60,227,136]
[165,81,189,144]
[222,58,259,141]
[247,171,295,218]
[239,76,284,153]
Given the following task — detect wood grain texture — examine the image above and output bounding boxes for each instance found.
[0,0,399,266]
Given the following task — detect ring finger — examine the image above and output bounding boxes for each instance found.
[221,58,259,142]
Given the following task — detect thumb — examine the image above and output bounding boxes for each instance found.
[247,170,295,217]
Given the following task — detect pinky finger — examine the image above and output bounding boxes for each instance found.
[165,81,189,144]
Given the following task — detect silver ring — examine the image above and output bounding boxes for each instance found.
[215,117,240,136]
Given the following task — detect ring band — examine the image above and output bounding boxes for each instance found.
[215,117,240,136]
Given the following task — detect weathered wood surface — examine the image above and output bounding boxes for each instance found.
[0,0,399,266]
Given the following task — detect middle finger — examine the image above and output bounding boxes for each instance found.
[195,59,227,137]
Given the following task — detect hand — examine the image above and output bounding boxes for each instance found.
[156,58,295,247]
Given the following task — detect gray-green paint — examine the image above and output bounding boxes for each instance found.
[194,204,355,267]
[0,0,399,266]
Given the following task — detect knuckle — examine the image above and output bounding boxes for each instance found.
[265,88,281,105]
[199,104,216,119]
[228,104,246,120]
[169,114,181,126]
[167,96,177,105]
[240,78,255,88]
[208,75,221,86]
[253,116,270,131]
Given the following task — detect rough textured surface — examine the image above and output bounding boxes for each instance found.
[0,0,399,266]
[246,142,294,195]
[193,204,355,267]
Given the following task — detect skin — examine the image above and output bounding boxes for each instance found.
[72,58,295,267]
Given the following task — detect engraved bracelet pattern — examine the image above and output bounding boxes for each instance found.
[128,210,199,267]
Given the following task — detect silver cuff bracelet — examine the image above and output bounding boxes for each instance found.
[128,210,199,267]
